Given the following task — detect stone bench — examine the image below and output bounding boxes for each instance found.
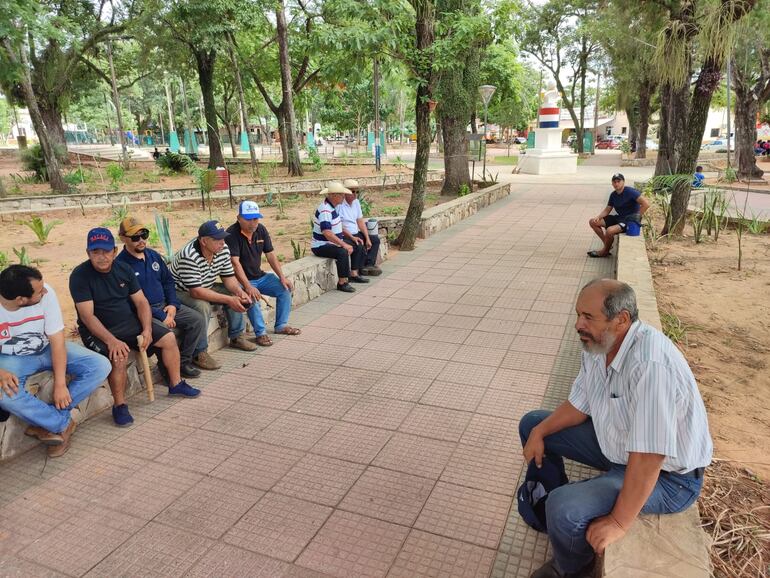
[601,234,711,577]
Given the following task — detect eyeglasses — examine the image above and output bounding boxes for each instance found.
[128,232,149,242]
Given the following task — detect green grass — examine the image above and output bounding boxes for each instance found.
[489,156,519,165]
[384,192,402,198]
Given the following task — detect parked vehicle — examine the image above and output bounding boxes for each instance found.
[645,139,659,151]
[701,138,734,152]
[597,136,625,149]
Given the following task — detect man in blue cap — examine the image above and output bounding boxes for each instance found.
[170,220,258,352]
[70,228,200,427]
[225,200,301,347]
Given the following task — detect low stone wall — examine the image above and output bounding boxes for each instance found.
[0,171,443,215]
[604,234,711,577]
[374,181,511,242]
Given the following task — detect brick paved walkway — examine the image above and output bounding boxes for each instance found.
[0,176,617,578]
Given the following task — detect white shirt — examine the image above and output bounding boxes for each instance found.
[568,321,713,473]
[0,284,64,356]
[338,198,363,235]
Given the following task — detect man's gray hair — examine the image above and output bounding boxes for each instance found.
[582,279,639,322]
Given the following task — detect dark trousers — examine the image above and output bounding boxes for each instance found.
[354,232,380,267]
[341,236,367,273]
[312,244,351,279]
[151,302,207,364]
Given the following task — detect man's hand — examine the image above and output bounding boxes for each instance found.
[589,216,603,227]
[365,237,372,250]
[523,430,546,468]
[107,338,131,362]
[163,305,177,328]
[586,515,627,554]
[343,244,353,255]
[280,276,293,291]
[0,368,19,398]
[352,236,363,245]
[52,383,72,410]
[228,295,247,313]
[139,327,153,352]
[245,285,262,302]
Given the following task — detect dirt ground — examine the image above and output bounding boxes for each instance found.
[647,212,770,480]
[0,155,412,197]
[0,184,449,334]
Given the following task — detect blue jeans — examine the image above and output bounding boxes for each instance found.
[519,410,703,574]
[0,343,111,433]
[230,273,293,336]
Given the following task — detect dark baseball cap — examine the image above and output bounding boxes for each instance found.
[197,220,229,239]
[86,227,115,251]
[611,173,625,182]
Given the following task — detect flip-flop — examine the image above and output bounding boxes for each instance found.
[587,251,612,258]
[255,334,274,347]
[275,326,302,336]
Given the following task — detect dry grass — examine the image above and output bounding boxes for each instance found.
[698,459,770,577]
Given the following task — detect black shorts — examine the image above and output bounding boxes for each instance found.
[79,323,169,358]
[604,215,636,230]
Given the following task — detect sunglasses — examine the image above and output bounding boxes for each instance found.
[128,231,149,242]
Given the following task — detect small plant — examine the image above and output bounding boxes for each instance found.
[264,191,275,206]
[276,229,285,236]
[291,239,306,260]
[384,192,401,199]
[392,155,407,168]
[745,212,768,235]
[147,226,161,247]
[307,146,324,171]
[458,183,471,197]
[381,205,403,216]
[619,139,632,157]
[105,163,126,190]
[63,168,91,187]
[0,251,8,269]
[277,254,286,262]
[102,199,130,227]
[721,166,737,184]
[155,152,195,173]
[481,170,499,185]
[0,176,6,198]
[359,193,373,217]
[197,169,218,218]
[661,310,692,346]
[275,193,288,220]
[13,246,31,266]
[387,230,398,243]
[20,144,68,182]
[23,216,63,245]
[691,210,706,244]
[426,194,438,203]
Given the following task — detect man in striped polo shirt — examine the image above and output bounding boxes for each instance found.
[521,279,712,578]
[170,220,258,354]
[310,182,359,293]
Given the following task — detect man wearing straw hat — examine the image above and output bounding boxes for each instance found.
[340,179,382,277]
[311,182,362,292]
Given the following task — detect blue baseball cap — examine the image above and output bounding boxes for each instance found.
[86,227,115,251]
[197,220,229,239]
[239,200,263,220]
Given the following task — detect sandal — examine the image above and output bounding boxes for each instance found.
[255,334,274,347]
[275,326,302,336]
[587,250,611,258]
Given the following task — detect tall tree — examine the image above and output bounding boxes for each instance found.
[275,0,303,176]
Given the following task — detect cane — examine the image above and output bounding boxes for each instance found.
[136,334,155,402]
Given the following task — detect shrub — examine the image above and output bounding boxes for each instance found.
[105,163,125,189]
[458,183,471,197]
[359,193,372,217]
[63,168,91,187]
[23,216,63,245]
[20,144,68,182]
[155,152,195,173]
[307,146,324,171]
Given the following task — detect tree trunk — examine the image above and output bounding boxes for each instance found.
[2,38,67,194]
[655,83,688,176]
[227,33,258,176]
[276,0,303,176]
[668,57,722,235]
[396,0,434,251]
[636,80,654,159]
[732,57,764,180]
[440,114,470,194]
[470,111,477,134]
[277,106,289,166]
[193,48,225,169]
[38,99,67,154]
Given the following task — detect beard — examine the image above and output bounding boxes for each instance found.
[578,327,617,355]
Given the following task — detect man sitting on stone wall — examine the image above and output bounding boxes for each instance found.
[170,220,258,352]
[521,279,712,578]
[115,217,213,376]
[587,173,650,258]
[339,179,382,277]
[0,265,111,457]
[70,228,200,428]
[225,201,301,348]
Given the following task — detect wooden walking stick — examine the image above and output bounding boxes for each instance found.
[136,334,155,402]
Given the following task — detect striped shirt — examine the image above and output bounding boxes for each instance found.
[568,321,713,473]
[170,239,235,292]
[312,198,344,249]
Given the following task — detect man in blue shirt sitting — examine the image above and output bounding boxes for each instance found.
[115,217,210,379]
[587,174,650,258]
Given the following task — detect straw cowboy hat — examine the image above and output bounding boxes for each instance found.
[342,179,360,191]
[323,181,351,195]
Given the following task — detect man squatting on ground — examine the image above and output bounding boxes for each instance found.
[0,265,111,457]
[587,173,650,258]
[115,217,213,378]
[311,181,360,293]
[522,279,713,578]
[70,228,200,428]
[225,200,302,348]
[170,220,258,352]
[339,179,382,277]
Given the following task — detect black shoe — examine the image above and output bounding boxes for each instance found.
[180,363,202,378]
[337,282,356,293]
[530,558,595,578]
[349,275,370,283]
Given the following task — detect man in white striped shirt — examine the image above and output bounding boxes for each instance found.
[521,279,712,578]
[170,220,258,357]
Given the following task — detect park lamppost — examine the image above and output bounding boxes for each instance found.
[479,84,496,179]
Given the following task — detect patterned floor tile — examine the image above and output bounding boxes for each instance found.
[399,405,472,443]
[201,403,283,439]
[256,412,336,450]
[211,440,305,490]
[388,529,496,578]
[441,444,522,496]
[311,422,392,464]
[367,373,435,401]
[273,453,365,506]
[388,355,447,380]
[372,433,456,480]
[186,542,290,577]
[251,381,314,410]
[436,361,498,387]
[155,429,243,474]
[420,381,485,412]
[290,388,362,419]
